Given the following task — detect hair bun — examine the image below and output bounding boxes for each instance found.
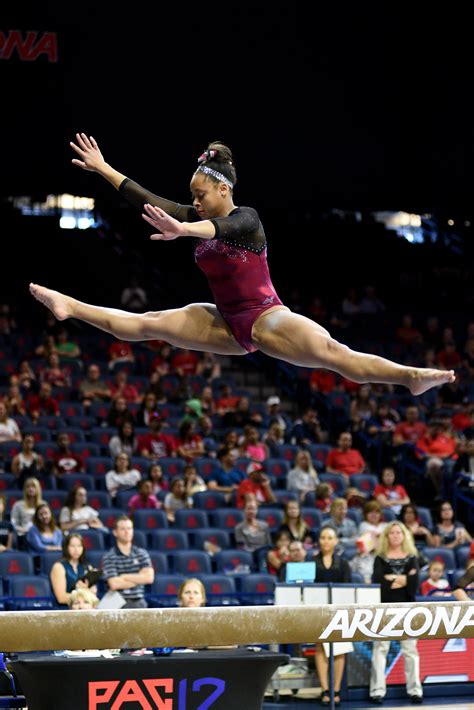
[197,149,217,164]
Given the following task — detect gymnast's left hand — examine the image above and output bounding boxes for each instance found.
[142,204,185,240]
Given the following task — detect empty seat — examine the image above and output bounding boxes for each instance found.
[174,509,209,530]
[0,551,34,577]
[192,491,227,511]
[133,509,169,530]
[170,550,212,576]
[149,529,189,552]
[239,574,275,605]
[192,528,231,551]
[215,549,254,573]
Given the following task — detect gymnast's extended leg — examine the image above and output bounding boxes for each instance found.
[29,284,246,356]
[251,308,455,395]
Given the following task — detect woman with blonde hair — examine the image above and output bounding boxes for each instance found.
[10,477,44,543]
[278,499,313,546]
[287,450,319,501]
[370,522,422,704]
[178,578,206,607]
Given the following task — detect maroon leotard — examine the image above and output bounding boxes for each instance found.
[119,179,284,352]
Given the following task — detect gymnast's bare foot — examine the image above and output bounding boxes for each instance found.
[29,283,72,321]
[408,368,455,396]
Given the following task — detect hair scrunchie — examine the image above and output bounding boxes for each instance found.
[197,149,217,164]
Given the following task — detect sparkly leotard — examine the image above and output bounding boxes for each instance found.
[119,179,284,352]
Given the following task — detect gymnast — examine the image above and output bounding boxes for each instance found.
[30,133,455,395]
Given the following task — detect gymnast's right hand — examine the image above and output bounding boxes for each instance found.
[70,133,106,172]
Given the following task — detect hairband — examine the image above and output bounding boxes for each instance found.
[196,165,234,189]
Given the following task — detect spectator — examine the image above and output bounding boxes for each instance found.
[11,433,45,489]
[108,340,135,371]
[147,463,168,496]
[55,328,81,360]
[0,495,13,552]
[415,419,458,499]
[374,467,410,515]
[59,486,107,533]
[181,398,204,424]
[341,288,361,317]
[137,415,176,459]
[183,464,207,496]
[392,406,427,447]
[215,384,240,417]
[10,477,44,543]
[263,422,285,457]
[50,533,98,607]
[313,527,352,706]
[277,539,308,582]
[136,391,160,427]
[178,578,206,607]
[108,421,138,459]
[221,430,240,458]
[433,500,472,549]
[266,395,291,435]
[27,381,60,422]
[236,462,276,508]
[350,384,377,433]
[326,432,366,482]
[176,421,205,462]
[359,285,385,315]
[278,499,313,546]
[357,501,386,553]
[1,383,26,416]
[105,453,141,501]
[207,447,246,498]
[39,352,71,388]
[163,478,193,523]
[198,385,216,416]
[399,503,435,548]
[171,348,199,376]
[26,502,63,552]
[102,515,154,608]
[110,370,142,404]
[314,483,333,513]
[287,450,319,501]
[78,363,111,408]
[437,342,462,370]
[222,396,262,429]
[69,587,99,609]
[238,425,269,462]
[395,314,422,348]
[370,523,422,704]
[15,359,37,391]
[290,408,325,446]
[128,479,161,513]
[107,396,136,429]
[350,544,376,585]
[196,352,221,382]
[326,498,357,545]
[234,497,272,553]
[453,438,474,488]
[267,530,291,576]
[52,432,85,478]
[0,401,21,443]
[419,560,451,597]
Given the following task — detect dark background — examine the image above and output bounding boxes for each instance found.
[1,5,473,315]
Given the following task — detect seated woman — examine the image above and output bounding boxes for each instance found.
[374,467,410,516]
[286,450,319,501]
[452,559,474,601]
[399,503,435,548]
[105,452,141,501]
[68,587,99,609]
[278,499,314,548]
[266,530,291,576]
[10,477,43,546]
[313,526,353,706]
[234,496,272,554]
[11,433,45,489]
[433,500,472,549]
[26,502,63,553]
[163,478,193,523]
[128,479,161,513]
[178,577,206,608]
[50,532,98,607]
[59,486,107,533]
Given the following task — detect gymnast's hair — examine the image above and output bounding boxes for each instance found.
[196,142,237,190]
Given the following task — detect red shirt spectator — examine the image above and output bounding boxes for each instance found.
[437,343,462,370]
[309,370,337,394]
[171,349,199,375]
[108,341,134,366]
[393,406,427,445]
[52,433,84,476]
[236,462,276,508]
[137,418,176,458]
[27,382,60,419]
[416,429,457,460]
[326,432,366,476]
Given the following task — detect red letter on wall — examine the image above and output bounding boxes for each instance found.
[110,680,152,710]
[143,679,174,710]
[88,680,120,710]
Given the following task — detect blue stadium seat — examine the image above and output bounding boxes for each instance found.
[350,474,378,496]
[257,507,284,532]
[239,574,275,605]
[192,490,227,511]
[148,551,169,575]
[170,550,212,576]
[80,530,106,552]
[301,508,323,530]
[382,508,397,522]
[86,457,112,477]
[7,575,54,610]
[305,444,331,471]
[194,458,221,479]
[0,473,16,491]
[417,506,433,529]
[87,491,113,510]
[133,509,169,531]
[264,459,290,480]
[215,549,254,573]
[0,551,34,578]
[275,444,300,462]
[147,575,185,607]
[209,509,244,530]
[174,509,209,530]
[422,547,457,571]
[60,474,95,491]
[157,458,185,477]
[272,490,298,507]
[148,529,189,552]
[70,442,100,458]
[37,551,62,577]
[115,489,136,510]
[199,574,238,606]
[89,427,117,449]
[41,490,68,514]
[319,473,348,495]
[455,545,471,568]
[99,508,127,530]
[191,528,231,551]
[22,428,51,443]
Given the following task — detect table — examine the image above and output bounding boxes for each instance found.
[9,649,289,710]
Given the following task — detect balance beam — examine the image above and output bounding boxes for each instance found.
[1,602,474,652]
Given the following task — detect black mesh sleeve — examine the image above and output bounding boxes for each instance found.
[209,207,266,252]
[119,178,198,222]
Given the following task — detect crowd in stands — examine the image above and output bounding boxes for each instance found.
[0,301,474,610]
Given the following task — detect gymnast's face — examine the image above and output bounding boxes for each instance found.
[190,173,230,220]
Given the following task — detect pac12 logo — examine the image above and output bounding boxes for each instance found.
[88,676,225,710]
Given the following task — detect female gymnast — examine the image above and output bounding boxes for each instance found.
[30,133,454,395]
